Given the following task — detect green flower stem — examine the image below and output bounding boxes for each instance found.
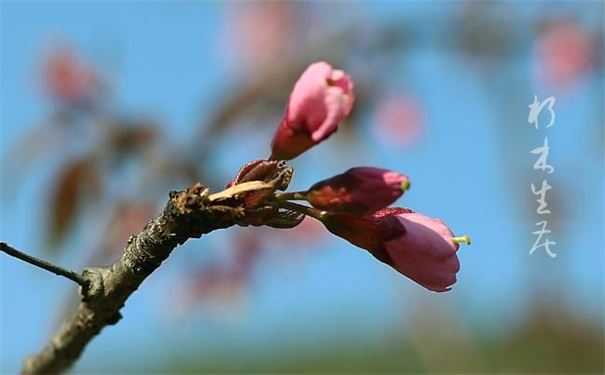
[279,201,326,221]
[274,191,309,201]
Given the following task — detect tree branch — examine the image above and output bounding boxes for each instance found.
[18,183,243,375]
[0,243,87,287]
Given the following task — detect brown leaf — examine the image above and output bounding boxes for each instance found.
[47,156,100,250]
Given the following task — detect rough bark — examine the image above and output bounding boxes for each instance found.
[21,183,239,375]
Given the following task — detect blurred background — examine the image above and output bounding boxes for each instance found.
[1,1,603,373]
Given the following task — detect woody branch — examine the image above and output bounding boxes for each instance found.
[2,180,276,375]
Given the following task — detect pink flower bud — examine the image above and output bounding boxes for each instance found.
[322,207,411,262]
[270,61,355,160]
[43,45,100,107]
[323,208,461,292]
[307,167,410,214]
[384,212,461,292]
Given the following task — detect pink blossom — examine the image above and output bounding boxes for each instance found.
[42,45,99,106]
[225,3,298,71]
[307,167,410,214]
[323,207,462,292]
[384,212,460,292]
[270,62,355,160]
[536,19,594,89]
[373,96,423,147]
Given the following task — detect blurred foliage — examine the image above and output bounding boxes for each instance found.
[165,303,603,374]
[47,155,100,248]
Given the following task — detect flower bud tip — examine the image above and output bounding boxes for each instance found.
[401,179,411,192]
[452,235,471,246]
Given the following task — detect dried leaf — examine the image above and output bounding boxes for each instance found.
[47,156,100,250]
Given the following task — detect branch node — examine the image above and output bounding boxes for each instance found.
[80,268,106,302]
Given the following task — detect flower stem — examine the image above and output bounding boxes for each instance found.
[278,201,326,221]
[274,191,308,201]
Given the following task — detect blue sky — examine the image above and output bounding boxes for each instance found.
[1,1,603,372]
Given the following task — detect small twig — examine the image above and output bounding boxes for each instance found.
[0,242,86,287]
